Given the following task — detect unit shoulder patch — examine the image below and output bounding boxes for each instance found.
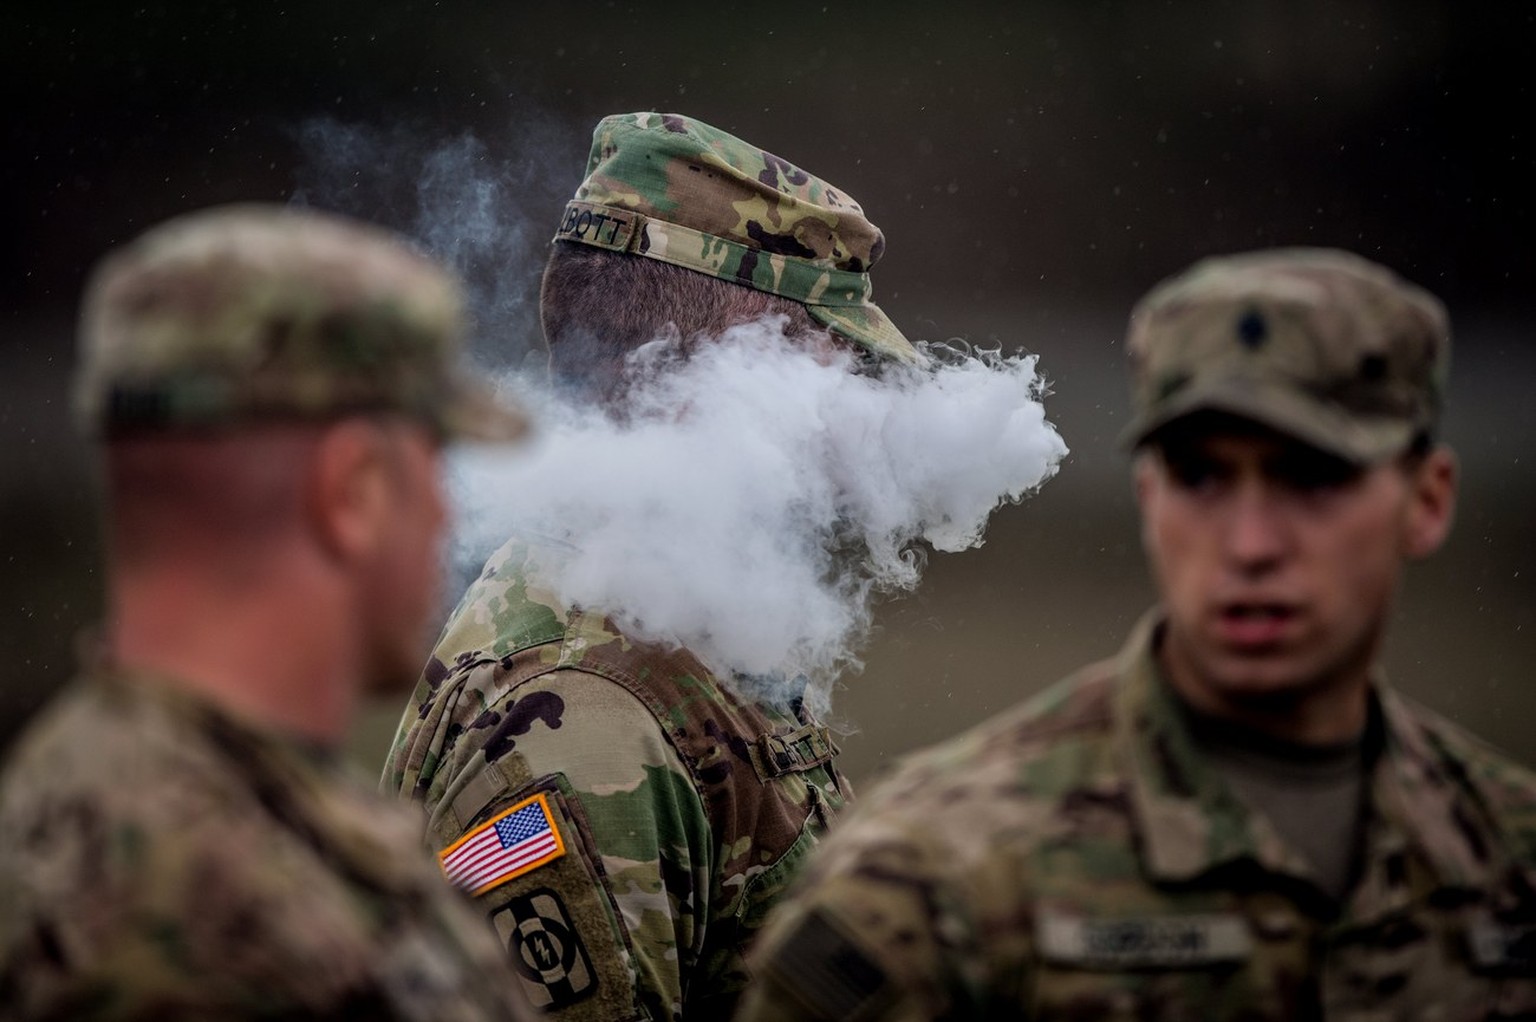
[492,887,598,1010]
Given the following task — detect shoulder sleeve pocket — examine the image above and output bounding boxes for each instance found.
[435,773,649,1021]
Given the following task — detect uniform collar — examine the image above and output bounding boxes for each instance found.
[87,657,340,764]
[1113,611,1507,900]
[1112,612,1304,883]
[430,538,571,666]
[431,537,820,725]
[1368,688,1509,892]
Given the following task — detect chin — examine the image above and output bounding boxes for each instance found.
[1197,652,1322,704]
[1210,679,1315,713]
[1210,654,1300,685]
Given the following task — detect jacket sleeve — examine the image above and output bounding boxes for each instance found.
[403,665,714,1022]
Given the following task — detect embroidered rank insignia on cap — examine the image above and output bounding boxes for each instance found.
[1467,914,1536,975]
[1037,911,1253,969]
[438,792,565,896]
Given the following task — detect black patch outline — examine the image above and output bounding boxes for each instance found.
[495,887,599,1010]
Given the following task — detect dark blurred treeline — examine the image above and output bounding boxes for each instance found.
[5,3,1534,310]
[2,1,1532,775]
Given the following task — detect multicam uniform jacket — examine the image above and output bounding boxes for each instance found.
[0,667,532,1021]
[384,540,850,1022]
[736,615,1536,1022]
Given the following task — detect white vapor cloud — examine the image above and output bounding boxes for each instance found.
[448,320,1068,716]
[290,117,1069,716]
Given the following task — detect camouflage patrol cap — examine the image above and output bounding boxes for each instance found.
[553,111,920,364]
[75,203,528,442]
[1121,247,1450,463]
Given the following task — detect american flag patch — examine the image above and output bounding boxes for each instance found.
[438,793,565,896]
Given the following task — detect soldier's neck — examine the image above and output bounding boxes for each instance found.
[105,553,359,746]
[1155,629,1373,746]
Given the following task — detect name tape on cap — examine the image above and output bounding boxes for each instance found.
[555,201,640,252]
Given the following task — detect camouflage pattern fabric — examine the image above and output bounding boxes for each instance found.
[1120,247,1449,463]
[74,202,526,442]
[552,112,919,365]
[0,666,535,1020]
[735,614,1536,1021]
[384,540,852,1021]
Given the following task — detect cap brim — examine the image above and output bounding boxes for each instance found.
[440,373,530,443]
[1118,378,1415,465]
[807,303,923,365]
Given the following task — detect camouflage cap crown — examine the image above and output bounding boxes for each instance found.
[554,112,919,364]
[76,203,527,441]
[1121,247,1450,463]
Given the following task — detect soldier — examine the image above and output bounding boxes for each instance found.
[735,248,1536,1020]
[382,112,923,1021]
[0,204,537,1020]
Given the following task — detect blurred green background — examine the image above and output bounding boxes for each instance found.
[3,1,1532,782]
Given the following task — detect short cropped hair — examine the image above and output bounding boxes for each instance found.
[102,428,318,566]
[538,241,848,401]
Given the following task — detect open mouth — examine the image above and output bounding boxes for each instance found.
[1216,603,1296,644]
[1224,604,1292,620]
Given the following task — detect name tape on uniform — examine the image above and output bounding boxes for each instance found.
[1037,911,1253,969]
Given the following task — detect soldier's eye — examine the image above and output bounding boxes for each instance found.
[1270,451,1361,494]
[1162,451,1227,492]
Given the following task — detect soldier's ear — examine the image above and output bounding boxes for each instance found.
[1402,444,1457,560]
[1132,447,1160,509]
[1132,453,1154,506]
[306,418,393,565]
[1131,453,1165,563]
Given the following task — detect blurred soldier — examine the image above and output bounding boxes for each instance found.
[383,112,921,1021]
[736,249,1536,1020]
[0,204,537,1020]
